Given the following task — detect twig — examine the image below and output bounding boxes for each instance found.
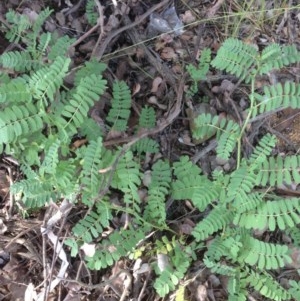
[191,139,217,163]
[137,271,151,301]
[70,0,169,54]
[92,0,170,60]
[70,23,99,48]
[119,273,132,301]
[64,0,85,16]
[91,0,105,57]
[45,214,69,301]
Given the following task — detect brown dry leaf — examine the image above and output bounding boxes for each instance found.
[181,10,196,23]
[179,222,193,235]
[155,34,174,51]
[179,130,193,146]
[148,96,167,110]
[135,47,145,60]
[72,138,88,149]
[160,47,177,60]
[0,170,9,199]
[79,40,96,53]
[155,40,167,51]
[55,12,65,26]
[151,77,163,93]
[106,129,124,140]
[132,83,141,96]
[109,261,130,295]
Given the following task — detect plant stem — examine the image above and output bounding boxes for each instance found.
[236,77,256,168]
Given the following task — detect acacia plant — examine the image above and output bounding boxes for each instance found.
[1,7,300,300]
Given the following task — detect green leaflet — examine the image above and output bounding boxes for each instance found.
[234,199,300,231]
[240,237,291,270]
[143,160,171,226]
[192,113,240,160]
[0,103,44,145]
[61,74,107,133]
[107,80,131,131]
[211,38,258,83]
[256,155,300,186]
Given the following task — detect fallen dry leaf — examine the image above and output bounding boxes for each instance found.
[160,47,177,60]
[132,83,141,96]
[151,77,163,93]
[181,10,196,24]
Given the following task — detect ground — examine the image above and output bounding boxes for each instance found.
[0,0,300,300]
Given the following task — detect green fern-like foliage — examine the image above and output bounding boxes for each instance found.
[0,51,39,71]
[79,137,104,205]
[254,82,300,115]
[3,11,300,299]
[5,9,32,43]
[186,48,211,95]
[111,150,142,213]
[61,74,107,133]
[85,0,98,25]
[172,156,220,211]
[74,59,107,86]
[256,155,300,186]
[234,198,300,231]
[211,38,258,83]
[132,137,159,154]
[132,106,159,153]
[288,280,300,301]
[192,207,234,241]
[106,80,131,131]
[226,164,257,203]
[3,8,53,69]
[28,56,71,105]
[285,226,300,247]
[187,48,211,82]
[47,35,76,60]
[238,236,291,270]
[0,78,31,103]
[85,226,148,270]
[143,160,171,226]
[192,113,240,160]
[154,237,194,297]
[72,202,112,244]
[0,103,44,145]
[138,106,156,128]
[243,269,291,301]
[259,43,300,75]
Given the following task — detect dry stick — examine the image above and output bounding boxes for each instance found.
[64,0,86,16]
[70,0,169,54]
[58,269,132,291]
[119,273,132,301]
[137,271,151,301]
[92,0,170,61]
[44,214,70,301]
[91,0,105,57]
[70,23,100,48]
